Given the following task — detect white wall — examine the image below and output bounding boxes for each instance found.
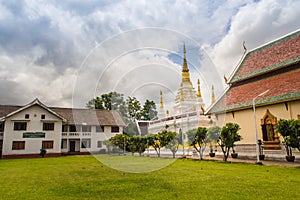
[2,105,62,156]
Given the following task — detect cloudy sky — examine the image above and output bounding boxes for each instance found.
[0,0,299,113]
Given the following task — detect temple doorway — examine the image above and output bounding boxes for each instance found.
[260,109,280,150]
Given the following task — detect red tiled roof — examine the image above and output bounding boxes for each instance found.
[210,67,300,113]
[230,31,300,83]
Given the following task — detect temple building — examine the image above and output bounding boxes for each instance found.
[207,30,300,152]
[147,45,212,134]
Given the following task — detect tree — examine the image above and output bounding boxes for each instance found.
[152,130,176,157]
[218,123,242,162]
[102,92,127,116]
[187,127,208,160]
[145,134,155,156]
[126,96,142,121]
[86,97,104,109]
[128,136,148,156]
[86,92,127,114]
[86,92,158,136]
[276,119,300,157]
[166,132,180,158]
[140,99,158,120]
[207,126,221,154]
[109,134,129,154]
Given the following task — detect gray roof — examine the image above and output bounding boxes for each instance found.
[0,101,126,126]
[51,107,126,126]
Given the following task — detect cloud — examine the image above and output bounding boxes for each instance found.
[206,0,300,80]
[0,0,299,113]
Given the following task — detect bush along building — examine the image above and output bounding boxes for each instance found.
[207,30,300,159]
[0,98,126,159]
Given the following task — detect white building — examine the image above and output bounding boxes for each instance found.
[0,99,126,159]
[148,45,213,134]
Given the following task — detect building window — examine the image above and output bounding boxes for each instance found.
[69,125,81,132]
[41,114,45,119]
[111,126,119,133]
[97,141,103,148]
[14,122,27,131]
[42,141,54,149]
[25,114,30,119]
[62,125,68,132]
[0,122,4,132]
[82,125,91,132]
[81,139,91,148]
[61,139,67,149]
[12,141,25,150]
[96,125,104,132]
[43,123,55,131]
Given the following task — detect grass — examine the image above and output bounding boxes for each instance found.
[0,155,299,200]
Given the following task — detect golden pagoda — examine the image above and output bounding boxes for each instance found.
[173,44,205,114]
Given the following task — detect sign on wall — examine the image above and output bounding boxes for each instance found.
[23,132,45,138]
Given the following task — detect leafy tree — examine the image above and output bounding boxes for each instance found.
[127,136,148,156]
[86,92,158,136]
[152,130,176,157]
[218,123,242,162]
[86,97,104,109]
[166,132,180,158]
[187,127,208,160]
[127,136,137,155]
[103,92,127,117]
[144,134,155,155]
[140,99,158,120]
[276,119,300,157]
[126,96,142,121]
[109,134,129,154]
[207,126,221,153]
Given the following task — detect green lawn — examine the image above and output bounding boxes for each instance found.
[0,155,299,200]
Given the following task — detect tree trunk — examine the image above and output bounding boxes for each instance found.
[173,152,175,158]
[225,147,230,162]
[289,147,293,156]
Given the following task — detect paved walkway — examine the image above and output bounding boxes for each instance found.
[201,155,300,167]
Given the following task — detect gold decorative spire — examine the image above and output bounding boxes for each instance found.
[182,43,191,82]
[180,89,184,101]
[160,90,164,108]
[197,79,201,97]
[211,85,215,104]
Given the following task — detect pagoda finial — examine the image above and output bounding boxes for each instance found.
[211,85,215,104]
[197,79,201,97]
[160,90,164,108]
[182,43,190,82]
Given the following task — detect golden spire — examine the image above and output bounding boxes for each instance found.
[160,90,164,108]
[197,79,201,97]
[211,85,215,104]
[180,89,184,101]
[182,43,191,82]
